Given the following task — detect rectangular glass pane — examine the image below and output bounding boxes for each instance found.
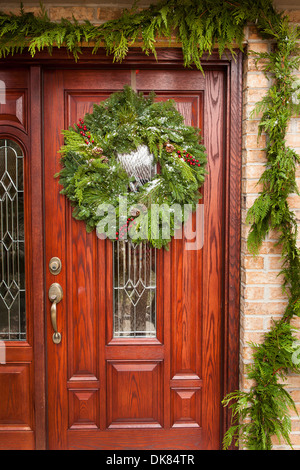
[0,139,26,340]
[113,241,156,337]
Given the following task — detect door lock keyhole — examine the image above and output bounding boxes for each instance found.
[49,257,62,275]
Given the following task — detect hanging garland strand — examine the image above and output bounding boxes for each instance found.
[222,18,300,450]
[1,0,300,450]
[0,0,281,70]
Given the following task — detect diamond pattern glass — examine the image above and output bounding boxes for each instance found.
[0,139,26,340]
[113,241,156,337]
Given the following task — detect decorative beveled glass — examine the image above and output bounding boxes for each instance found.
[113,241,156,337]
[0,139,26,340]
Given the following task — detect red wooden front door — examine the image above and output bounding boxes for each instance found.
[44,67,225,450]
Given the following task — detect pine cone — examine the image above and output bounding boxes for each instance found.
[91,146,104,157]
[129,204,147,217]
[165,143,175,153]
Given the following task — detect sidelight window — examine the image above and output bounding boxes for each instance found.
[0,139,26,340]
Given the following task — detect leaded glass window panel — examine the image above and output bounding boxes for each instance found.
[113,144,157,337]
[113,241,156,337]
[0,139,26,340]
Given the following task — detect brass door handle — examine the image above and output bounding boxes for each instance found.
[49,283,63,344]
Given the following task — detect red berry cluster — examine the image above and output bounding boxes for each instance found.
[177,150,200,167]
[77,118,94,145]
[115,217,137,240]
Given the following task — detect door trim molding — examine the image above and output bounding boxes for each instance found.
[222,52,242,444]
[3,48,242,449]
[29,65,47,450]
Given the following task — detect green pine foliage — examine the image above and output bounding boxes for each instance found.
[56,85,207,248]
[0,0,282,70]
[223,321,300,450]
[223,18,300,450]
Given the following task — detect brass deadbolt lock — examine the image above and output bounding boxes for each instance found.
[49,257,62,275]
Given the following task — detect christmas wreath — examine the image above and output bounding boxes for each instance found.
[56,86,207,249]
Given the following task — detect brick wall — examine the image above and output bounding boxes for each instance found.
[0,1,152,23]
[1,0,299,449]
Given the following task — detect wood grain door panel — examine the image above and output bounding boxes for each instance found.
[107,360,163,428]
[44,67,225,450]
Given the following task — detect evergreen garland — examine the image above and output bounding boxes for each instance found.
[222,17,300,450]
[0,0,282,70]
[56,86,207,249]
[0,0,300,451]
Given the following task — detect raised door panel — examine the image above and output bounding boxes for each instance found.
[0,364,32,428]
[0,89,27,130]
[66,92,111,128]
[107,361,163,428]
[68,388,99,429]
[66,216,99,382]
[171,388,201,428]
[170,237,202,381]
